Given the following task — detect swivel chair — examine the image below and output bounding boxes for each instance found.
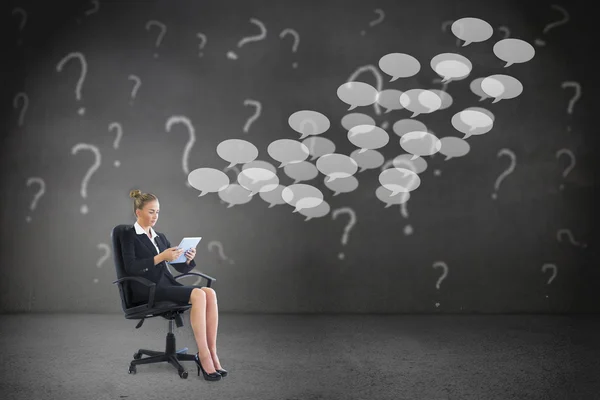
[111,224,216,379]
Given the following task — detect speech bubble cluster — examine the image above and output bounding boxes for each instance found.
[185,16,537,224]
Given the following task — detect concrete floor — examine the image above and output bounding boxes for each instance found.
[0,313,597,400]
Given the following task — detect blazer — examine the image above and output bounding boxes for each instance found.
[119,224,197,302]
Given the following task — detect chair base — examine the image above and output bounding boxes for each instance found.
[129,331,196,379]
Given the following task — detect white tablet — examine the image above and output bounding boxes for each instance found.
[170,237,202,264]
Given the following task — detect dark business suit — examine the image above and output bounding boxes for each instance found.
[120,225,197,304]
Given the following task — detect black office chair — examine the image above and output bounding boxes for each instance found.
[111,224,216,379]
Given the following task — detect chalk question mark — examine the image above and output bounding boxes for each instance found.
[227,18,267,60]
[347,65,383,115]
[13,92,28,127]
[432,261,449,290]
[557,228,586,248]
[243,99,262,133]
[361,9,385,36]
[12,7,27,45]
[77,0,100,24]
[94,243,110,284]
[560,81,581,117]
[165,115,196,188]
[555,148,575,191]
[109,122,123,167]
[332,207,356,260]
[56,52,88,115]
[208,240,235,264]
[381,159,415,235]
[491,148,516,200]
[71,143,102,215]
[25,177,45,223]
[197,33,207,57]
[441,20,462,47]
[146,20,166,58]
[541,263,557,285]
[534,5,569,46]
[279,28,300,68]
[128,74,141,105]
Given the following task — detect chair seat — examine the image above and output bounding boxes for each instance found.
[124,302,192,319]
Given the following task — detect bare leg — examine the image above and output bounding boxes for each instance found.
[203,288,222,369]
[189,290,217,374]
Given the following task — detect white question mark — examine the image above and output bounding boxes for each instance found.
[555,148,575,191]
[534,5,569,46]
[56,52,88,115]
[77,0,100,23]
[71,143,102,215]
[197,32,207,57]
[441,20,462,47]
[361,9,385,36]
[432,261,449,289]
[557,228,586,248]
[165,115,195,188]
[227,18,267,60]
[109,122,123,167]
[498,26,510,39]
[491,148,516,200]
[381,159,415,235]
[25,177,45,223]
[560,81,581,120]
[12,7,27,45]
[347,64,383,115]
[243,99,262,133]
[332,207,356,260]
[127,74,141,104]
[208,241,235,264]
[94,243,111,284]
[279,28,300,68]
[13,92,29,127]
[541,263,557,285]
[146,20,166,58]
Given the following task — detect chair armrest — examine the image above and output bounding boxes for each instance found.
[112,276,158,308]
[173,272,216,287]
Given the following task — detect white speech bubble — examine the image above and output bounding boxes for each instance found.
[493,38,535,67]
[347,124,389,153]
[399,131,441,159]
[379,53,421,81]
[431,53,473,82]
[481,74,523,103]
[288,110,331,139]
[267,139,310,167]
[216,139,258,168]
[188,168,229,196]
[451,17,493,46]
[337,81,378,110]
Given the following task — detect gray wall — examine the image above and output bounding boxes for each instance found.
[1,0,597,313]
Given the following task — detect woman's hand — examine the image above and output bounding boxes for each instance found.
[185,247,196,263]
[162,247,185,262]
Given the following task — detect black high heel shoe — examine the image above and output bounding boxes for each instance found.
[194,352,222,381]
[215,367,228,377]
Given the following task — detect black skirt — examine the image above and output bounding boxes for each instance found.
[153,271,198,305]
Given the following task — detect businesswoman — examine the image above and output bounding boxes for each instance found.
[122,189,227,381]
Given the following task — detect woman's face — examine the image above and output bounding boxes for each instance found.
[137,200,159,227]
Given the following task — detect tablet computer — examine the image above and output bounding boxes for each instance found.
[170,237,202,264]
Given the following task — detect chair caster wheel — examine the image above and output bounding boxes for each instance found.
[129,365,137,374]
[179,370,188,379]
[133,352,142,360]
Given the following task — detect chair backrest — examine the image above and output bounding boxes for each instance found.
[112,224,145,310]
